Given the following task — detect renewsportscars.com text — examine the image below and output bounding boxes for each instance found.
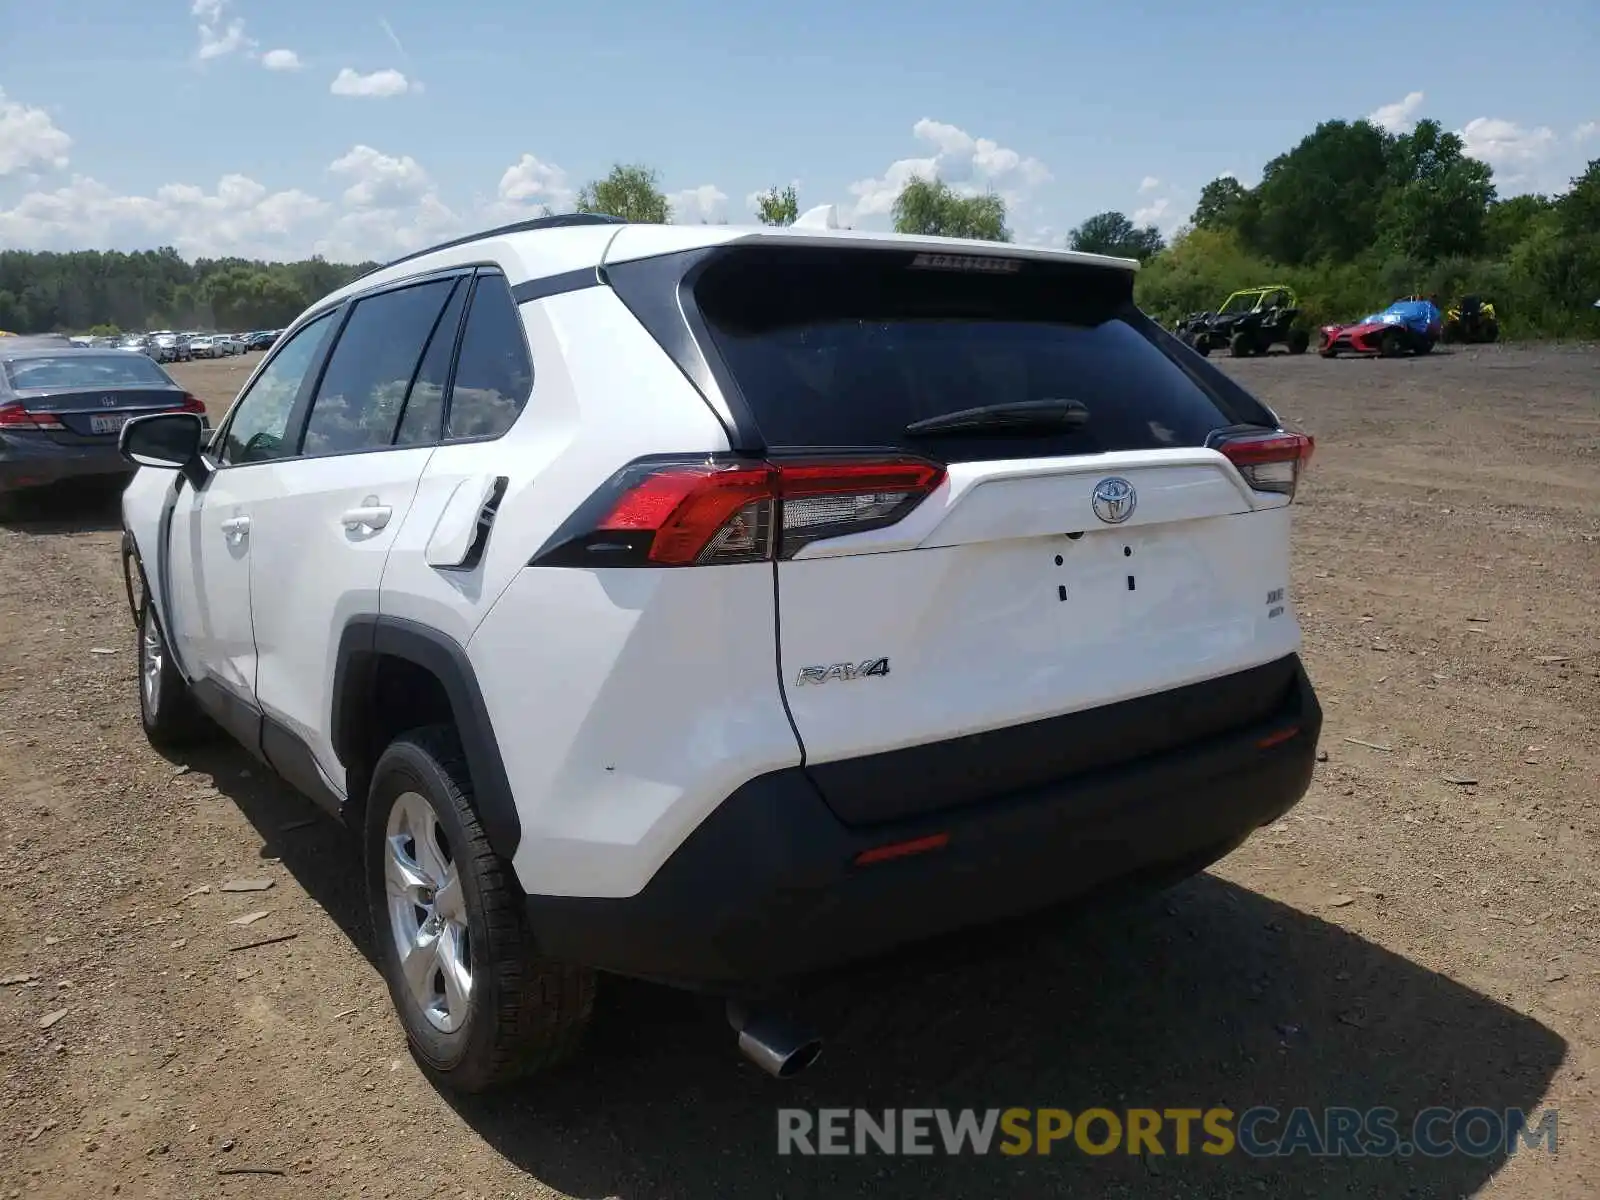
[776,1107,1558,1159]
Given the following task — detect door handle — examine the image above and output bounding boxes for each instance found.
[220,515,250,537]
[341,504,392,531]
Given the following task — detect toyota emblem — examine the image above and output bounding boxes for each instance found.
[1091,477,1137,524]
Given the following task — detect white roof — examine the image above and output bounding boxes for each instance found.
[316,218,1138,312]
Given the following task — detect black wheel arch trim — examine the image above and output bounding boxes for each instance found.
[332,615,521,860]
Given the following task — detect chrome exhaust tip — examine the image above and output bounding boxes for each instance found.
[727,1000,823,1080]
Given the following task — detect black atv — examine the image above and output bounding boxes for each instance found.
[1441,294,1499,344]
[1174,285,1312,357]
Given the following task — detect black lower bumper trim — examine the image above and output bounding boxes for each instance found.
[524,655,1322,988]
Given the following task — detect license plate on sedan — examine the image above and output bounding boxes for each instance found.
[90,413,131,435]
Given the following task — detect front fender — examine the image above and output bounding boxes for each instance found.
[121,466,192,677]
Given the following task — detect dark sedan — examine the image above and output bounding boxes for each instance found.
[0,349,207,498]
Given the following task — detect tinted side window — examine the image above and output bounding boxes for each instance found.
[301,279,457,457]
[444,274,532,441]
[396,278,468,447]
[220,313,332,466]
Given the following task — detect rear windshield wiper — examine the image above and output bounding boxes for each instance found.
[904,399,1089,436]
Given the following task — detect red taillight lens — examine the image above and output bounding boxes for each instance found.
[600,463,775,566]
[176,394,206,414]
[0,401,61,430]
[1217,430,1314,498]
[538,455,946,567]
[0,401,38,428]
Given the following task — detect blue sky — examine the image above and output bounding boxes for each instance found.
[0,0,1594,262]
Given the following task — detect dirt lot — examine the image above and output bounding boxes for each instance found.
[1,345,1597,1198]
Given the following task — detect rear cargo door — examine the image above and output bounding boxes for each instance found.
[689,244,1307,825]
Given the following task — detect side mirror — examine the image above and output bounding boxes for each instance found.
[120,413,211,488]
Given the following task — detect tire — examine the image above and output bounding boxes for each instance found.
[1378,329,1405,358]
[1319,347,1338,358]
[366,725,595,1093]
[1287,328,1311,356]
[1416,336,1434,355]
[1195,342,1212,357]
[137,592,212,748]
[1482,321,1499,344]
[1229,331,1255,357]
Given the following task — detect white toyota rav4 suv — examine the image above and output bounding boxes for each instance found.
[117,212,1322,1091]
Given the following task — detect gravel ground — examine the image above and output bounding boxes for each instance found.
[1,344,1596,1198]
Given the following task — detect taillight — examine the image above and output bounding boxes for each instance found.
[0,401,61,430]
[533,455,946,567]
[1217,430,1314,498]
[0,401,38,429]
[176,394,206,414]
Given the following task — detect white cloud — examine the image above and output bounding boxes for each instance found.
[1574,121,1599,143]
[0,88,71,176]
[1459,117,1557,169]
[0,173,327,258]
[330,67,414,98]
[1369,91,1425,134]
[1133,197,1172,227]
[329,145,431,209]
[314,192,462,263]
[846,118,1050,222]
[192,0,252,61]
[1138,176,1161,193]
[481,153,576,224]
[669,184,728,224]
[261,49,303,72]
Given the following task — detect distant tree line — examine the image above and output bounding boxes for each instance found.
[1135,120,1600,337]
[5,132,1598,338]
[0,249,374,335]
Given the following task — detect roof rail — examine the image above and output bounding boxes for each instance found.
[359,212,628,279]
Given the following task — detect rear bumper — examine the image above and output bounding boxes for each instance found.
[0,436,132,492]
[523,655,1322,989]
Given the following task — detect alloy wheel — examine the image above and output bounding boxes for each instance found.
[140,609,163,714]
[384,790,473,1033]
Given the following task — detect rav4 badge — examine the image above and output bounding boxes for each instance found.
[795,658,890,685]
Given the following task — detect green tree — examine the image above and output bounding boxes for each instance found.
[755,185,800,226]
[1377,119,1495,262]
[1249,119,1395,264]
[1557,158,1600,238]
[1068,211,1166,261]
[1191,176,1249,231]
[1483,194,1555,256]
[891,177,1010,241]
[576,163,670,224]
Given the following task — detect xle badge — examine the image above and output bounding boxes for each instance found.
[795,658,890,685]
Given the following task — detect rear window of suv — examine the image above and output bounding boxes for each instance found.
[689,245,1266,461]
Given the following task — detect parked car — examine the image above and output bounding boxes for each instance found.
[213,333,244,356]
[245,329,279,352]
[185,335,219,359]
[0,347,205,502]
[115,336,155,357]
[117,213,1323,1092]
[147,331,193,364]
[1319,297,1442,357]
